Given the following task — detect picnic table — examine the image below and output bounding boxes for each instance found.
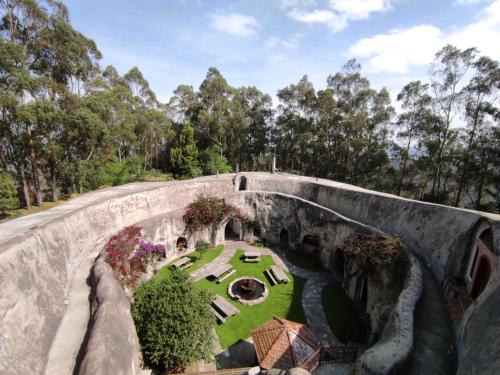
[244,251,261,263]
[210,294,240,323]
[169,256,193,270]
[265,265,289,285]
[210,263,236,283]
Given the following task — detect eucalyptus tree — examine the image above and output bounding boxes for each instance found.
[454,56,500,207]
[429,44,477,202]
[395,81,435,196]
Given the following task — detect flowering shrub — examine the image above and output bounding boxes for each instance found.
[105,226,166,288]
[182,196,247,245]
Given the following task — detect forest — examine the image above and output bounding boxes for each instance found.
[1,0,499,216]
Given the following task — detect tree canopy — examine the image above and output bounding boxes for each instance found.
[0,0,498,213]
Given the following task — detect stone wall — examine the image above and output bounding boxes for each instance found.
[356,253,423,375]
[77,254,142,375]
[0,176,235,375]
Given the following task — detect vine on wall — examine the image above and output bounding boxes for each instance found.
[182,196,248,245]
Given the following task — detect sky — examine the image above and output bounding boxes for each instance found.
[64,0,500,105]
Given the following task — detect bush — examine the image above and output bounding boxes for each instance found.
[195,240,210,257]
[200,148,233,175]
[104,226,165,288]
[0,171,18,213]
[182,196,247,245]
[132,272,213,372]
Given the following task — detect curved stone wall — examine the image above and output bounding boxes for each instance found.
[356,253,423,375]
[0,172,498,375]
[77,253,141,375]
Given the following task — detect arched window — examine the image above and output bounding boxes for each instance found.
[176,236,188,250]
[239,176,247,191]
[280,229,289,244]
[466,223,496,299]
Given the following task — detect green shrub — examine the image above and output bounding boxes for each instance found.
[195,240,210,258]
[0,171,18,213]
[200,148,233,175]
[131,271,213,372]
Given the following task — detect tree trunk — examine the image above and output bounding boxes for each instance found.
[50,158,58,202]
[27,127,43,206]
[18,163,31,209]
[475,146,487,209]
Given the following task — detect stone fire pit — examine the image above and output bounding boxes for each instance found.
[228,276,268,305]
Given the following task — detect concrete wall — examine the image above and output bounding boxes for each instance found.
[0,176,235,375]
[1,172,499,375]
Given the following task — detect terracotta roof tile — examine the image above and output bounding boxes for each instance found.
[251,317,321,371]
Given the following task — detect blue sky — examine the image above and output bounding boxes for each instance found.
[65,0,500,104]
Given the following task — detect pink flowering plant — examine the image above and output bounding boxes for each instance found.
[182,196,248,245]
[105,225,166,288]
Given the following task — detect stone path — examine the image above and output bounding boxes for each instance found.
[191,241,342,347]
[406,260,457,375]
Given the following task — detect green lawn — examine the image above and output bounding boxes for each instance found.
[155,245,225,281]
[286,249,327,272]
[322,281,368,344]
[195,249,307,348]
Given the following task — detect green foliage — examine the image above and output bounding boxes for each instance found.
[132,271,213,372]
[79,156,145,191]
[182,196,247,245]
[195,249,307,348]
[195,240,211,256]
[200,148,233,175]
[0,172,18,213]
[170,121,202,178]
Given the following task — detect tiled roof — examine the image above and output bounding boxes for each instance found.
[251,317,321,370]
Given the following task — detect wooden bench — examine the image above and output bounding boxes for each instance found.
[210,264,236,283]
[243,251,261,263]
[217,269,236,283]
[210,295,240,323]
[264,269,278,285]
[265,265,289,285]
[169,256,193,270]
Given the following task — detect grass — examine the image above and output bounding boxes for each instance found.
[286,249,327,272]
[195,249,307,348]
[0,193,80,223]
[155,245,225,281]
[322,281,368,344]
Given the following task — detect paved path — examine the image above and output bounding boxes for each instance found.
[191,241,342,346]
[406,260,457,375]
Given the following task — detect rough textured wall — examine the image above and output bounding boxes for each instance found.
[77,254,142,375]
[357,254,423,375]
[246,173,499,282]
[0,176,235,375]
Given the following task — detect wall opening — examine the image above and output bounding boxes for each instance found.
[280,229,289,244]
[470,257,492,300]
[176,236,188,250]
[225,218,240,241]
[253,224,261,237]
[302,234,320,253]
[355,277,368,312]
[333,248,345,277]
[239,176,247,191]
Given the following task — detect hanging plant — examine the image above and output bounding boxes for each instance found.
[182,196,248,245]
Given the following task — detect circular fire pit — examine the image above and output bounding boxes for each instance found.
[228,276,268,305]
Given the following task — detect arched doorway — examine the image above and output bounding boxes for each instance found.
[302,234,320,254]
[176,236,188,251]
[333,248,344,277]
[280,229,289,244]
[471,257,492,299]
[239,176,247,191]
[225,218,240,241]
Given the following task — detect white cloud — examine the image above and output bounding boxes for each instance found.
[265,35,300,49]
[284,0,394,32]
[328,0,393,20]
[210,13,258,36]
[455,0,481,5]
[288,9,348,31]
[347,0,500,74]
